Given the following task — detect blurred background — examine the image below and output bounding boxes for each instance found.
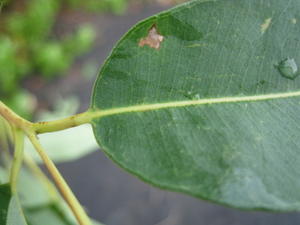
[1,0,300,224]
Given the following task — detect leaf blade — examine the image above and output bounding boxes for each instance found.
[91,0,300,211]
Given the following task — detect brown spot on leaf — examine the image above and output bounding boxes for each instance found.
[139,25,164,50]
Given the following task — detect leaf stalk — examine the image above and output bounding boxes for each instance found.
[0,101,92,225]
[27,133,92,225]
[10,127,24,194]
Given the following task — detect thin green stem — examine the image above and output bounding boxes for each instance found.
[0,101,32,132]
[0,115,13,146]
[1,101,92,225]
[0,116,12,169]
[27,132,91,225]
[33,111,92,134]
[10,127,24,194]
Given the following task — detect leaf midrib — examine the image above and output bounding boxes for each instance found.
[90,90,300,119]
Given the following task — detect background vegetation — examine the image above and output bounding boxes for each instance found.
[0,0,186,118]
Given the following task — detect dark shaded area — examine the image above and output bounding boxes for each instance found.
[39,3,300,225]
[0,184,12,225]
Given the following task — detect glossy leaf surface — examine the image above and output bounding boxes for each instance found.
[91,0,300,210]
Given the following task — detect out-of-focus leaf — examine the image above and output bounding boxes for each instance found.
[0,0,5,10]
[3,91,37,120]
[25,203,75,225]
[18,169,53,207]
[0,36,18,94]
[34,42,70,76]
[17,168,103,224]
[6,0,58,41]
[0,0,96,115]
[0,168,8,184]
[106,0,127,14]
[25,124,98,163]
[25,203,104,225]
[0,184,28,225]
[63,25,96,56]
[0,166,9,185]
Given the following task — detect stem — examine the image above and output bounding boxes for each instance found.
[33,111,92,134]
[10,127,24,194]
[27,132,91,225]
[0,101,32,132]
[0,115,13,145]
[0,101,92,225]
[0,116,12,168]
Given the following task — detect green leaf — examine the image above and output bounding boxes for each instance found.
[18,169,53,207]
[0,184,28,225]
[25,204,104,225]
[25,203,76,225]
[91,0,300,211]
[15,166,104,225]
[16,168,72,224]
[0,168,8,184]
[0,184,11,224]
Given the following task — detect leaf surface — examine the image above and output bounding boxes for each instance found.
[91,0,300,210]
[0,184,28,225]
[18,169,53,207]
[25,204,77,225]
[25,204,103,225]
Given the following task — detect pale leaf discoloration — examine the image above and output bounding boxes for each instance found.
[139,25,164,49]
[260,18,272,33]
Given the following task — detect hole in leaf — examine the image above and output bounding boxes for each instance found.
[139,25,164,50]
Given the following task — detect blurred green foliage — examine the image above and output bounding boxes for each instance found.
[0,0,129,118]
[67,0,128,14]
[0,0,184,118]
